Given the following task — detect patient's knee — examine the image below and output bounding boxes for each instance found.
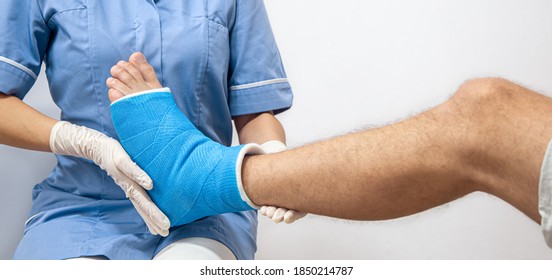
[436,78,516,157]
[452,77,516,106]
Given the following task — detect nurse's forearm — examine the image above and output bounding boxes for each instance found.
[0,93,57,152]
[234,112,286,144]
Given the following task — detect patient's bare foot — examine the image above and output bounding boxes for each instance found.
[106,52,163,103]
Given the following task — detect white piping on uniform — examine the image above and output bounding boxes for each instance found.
[24,212,42,226]
[229,78,288,91]
[0,56,38,80]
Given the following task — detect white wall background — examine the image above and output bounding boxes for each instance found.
[2,0,552,259]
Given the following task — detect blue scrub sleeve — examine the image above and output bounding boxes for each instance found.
[228,0,293,116]
[0,0,49,99]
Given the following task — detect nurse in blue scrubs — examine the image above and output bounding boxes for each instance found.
[0,0,294,260]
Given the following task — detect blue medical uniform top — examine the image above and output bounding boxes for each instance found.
[0,0,292,260]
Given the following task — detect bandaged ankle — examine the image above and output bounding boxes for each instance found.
[111,88,260,227]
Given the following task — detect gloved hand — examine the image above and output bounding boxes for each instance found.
[259,140,307,224]
[111,88,262,227]
[49,121,170,236]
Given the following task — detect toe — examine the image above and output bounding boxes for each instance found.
[108,88,125,103]
[129,52,163,88]
[106,77,132,95]
[117,60,145,84]
[110,65,136,86]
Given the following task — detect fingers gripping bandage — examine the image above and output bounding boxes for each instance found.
[111,88,260,227]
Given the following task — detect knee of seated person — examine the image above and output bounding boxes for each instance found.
[432,78,517,180]
[433,78,514,123]
[452,78,517,106]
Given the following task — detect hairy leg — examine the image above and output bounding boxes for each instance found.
[243,78,552,222]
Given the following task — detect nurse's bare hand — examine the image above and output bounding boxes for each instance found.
[49,121,170,236]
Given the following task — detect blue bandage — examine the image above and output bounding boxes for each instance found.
[111,88,259,227]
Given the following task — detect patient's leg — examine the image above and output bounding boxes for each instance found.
[108,54,552,226]
[243,78,552,223]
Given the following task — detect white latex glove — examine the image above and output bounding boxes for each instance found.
[259,140,307,224]
[50,121,170,236]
